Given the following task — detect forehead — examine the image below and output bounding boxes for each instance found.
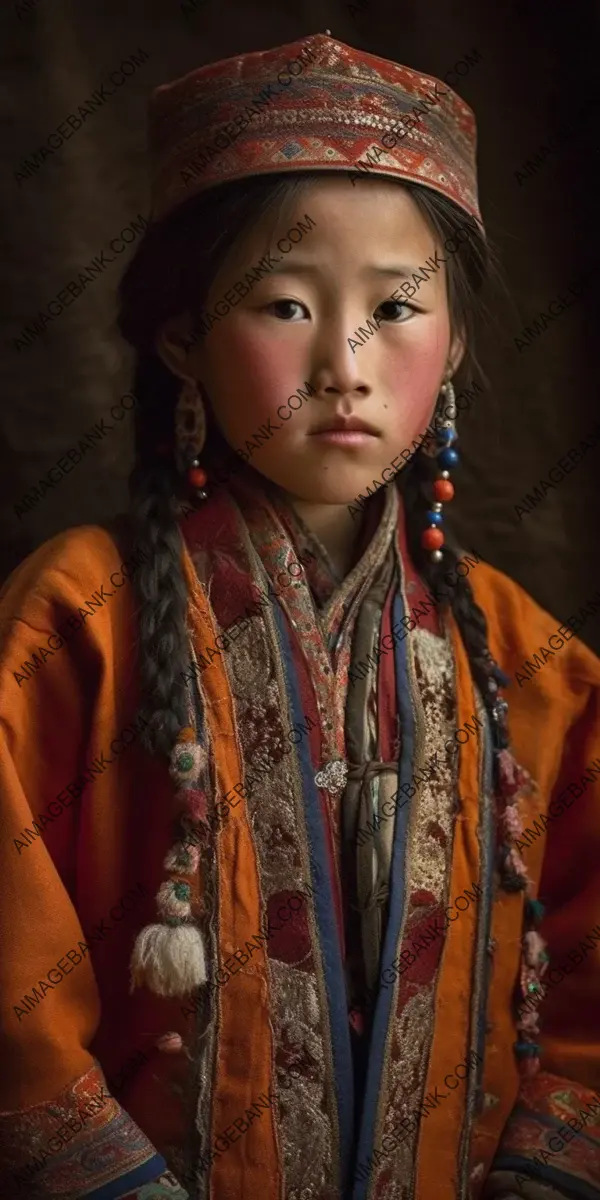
[221,175,438,276]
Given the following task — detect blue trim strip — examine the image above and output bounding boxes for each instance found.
[495,1154,600,1200]
[475,715,495,1071]
[270,601,355,1188]
[458,702,496,1190]
[86,1153,167,1199]
[352,587,416,1199]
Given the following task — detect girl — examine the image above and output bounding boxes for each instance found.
[1,30,599,1200]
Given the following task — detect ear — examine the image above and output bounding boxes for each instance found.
[447,327,466,378]
[155,314,198,381]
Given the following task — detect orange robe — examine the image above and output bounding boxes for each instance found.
[0,510,599,1199]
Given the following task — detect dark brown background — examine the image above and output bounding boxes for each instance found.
[1,0,599,651]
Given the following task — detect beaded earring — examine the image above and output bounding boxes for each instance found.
[421,378,459,564]
[174,376,209,500]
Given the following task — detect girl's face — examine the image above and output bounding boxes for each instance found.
[170,176,464,507]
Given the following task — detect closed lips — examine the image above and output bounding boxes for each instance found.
[310,418,380,434]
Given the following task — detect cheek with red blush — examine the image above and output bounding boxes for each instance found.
[202,322,305,446]
[379,320,451,449]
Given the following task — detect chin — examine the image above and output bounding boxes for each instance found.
[276,476,385,507]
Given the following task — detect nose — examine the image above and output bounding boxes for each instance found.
[310,324,372,405]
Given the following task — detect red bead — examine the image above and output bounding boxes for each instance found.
[421,527,444,551]
[188,466,207,488]
[433,478,455,502]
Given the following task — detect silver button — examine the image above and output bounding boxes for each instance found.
[314,760,348,794]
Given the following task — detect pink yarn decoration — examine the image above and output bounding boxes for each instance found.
[519,1009,540,1034]
[164,840,202,874]
[496,749,521,797]
[503,803,523,839]
[169,742,207,783]
[520,964,539,995]
[175,788,208,821]
[523,929,545,968]
[497,749,535,800]
[187,788,208,823]
[506,846,529,883]
[184,843,201,872]
[157,880,191,919]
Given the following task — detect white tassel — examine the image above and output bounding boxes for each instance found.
[130,923,207,996]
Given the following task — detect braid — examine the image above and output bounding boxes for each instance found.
[400,447,510,747]
[127,353,193,758]
[401,440,544,1074]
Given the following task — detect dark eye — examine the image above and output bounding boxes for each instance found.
[266,299,307,320]
[375,299,416,323]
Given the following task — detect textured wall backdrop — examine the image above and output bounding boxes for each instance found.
[1,0,599,652]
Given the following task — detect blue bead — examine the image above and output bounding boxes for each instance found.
[437,447,459,470]
[526,898,545,923]
[437,427,456,445]
[514,1041,540,1057]
[426,510,443,526]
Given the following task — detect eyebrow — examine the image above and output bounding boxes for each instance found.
[266,261,420,280]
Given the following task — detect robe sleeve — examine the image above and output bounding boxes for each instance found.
[0,527,189,1199]
[487,661,600,1197]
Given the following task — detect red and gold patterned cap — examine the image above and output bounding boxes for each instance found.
[149,31,482,228]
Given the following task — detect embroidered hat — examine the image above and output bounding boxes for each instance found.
[148,31,482,228]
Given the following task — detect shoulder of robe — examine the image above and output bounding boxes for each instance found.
[467,556,600,694]
[0,518,135,657]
